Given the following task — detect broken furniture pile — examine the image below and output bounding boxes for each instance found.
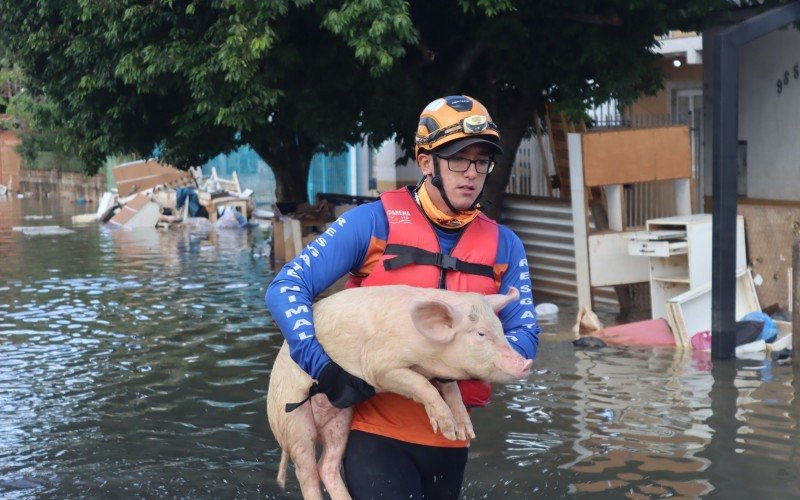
[586,213,791,356]
[566,126,790,355]
[73,161,262,230]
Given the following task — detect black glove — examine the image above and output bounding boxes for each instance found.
[310,362,376,409]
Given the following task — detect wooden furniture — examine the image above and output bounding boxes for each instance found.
[203,196,249,222]
[568,126,694,310]
[627,214,747,344]
[200,167,241,194]
[665,269,760,347]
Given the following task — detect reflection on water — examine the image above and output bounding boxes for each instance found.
[2,197,800,498]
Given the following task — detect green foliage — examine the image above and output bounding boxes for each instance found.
[0,0,768,204]
[0,0,411,199]
[322,0,416,75]
[0,60,24,115]
[5,87,88,172]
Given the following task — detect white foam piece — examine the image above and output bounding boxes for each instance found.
[12,225,75,236]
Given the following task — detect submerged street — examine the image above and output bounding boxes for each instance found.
[2,197,800,498]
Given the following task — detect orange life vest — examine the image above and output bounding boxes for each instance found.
[348,187,500,447]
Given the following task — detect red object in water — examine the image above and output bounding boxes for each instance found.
[593,318,676,346]
[690,330,712,350]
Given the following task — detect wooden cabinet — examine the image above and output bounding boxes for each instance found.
[627,214,746,322]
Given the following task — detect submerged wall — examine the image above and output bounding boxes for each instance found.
[0,129,22,191]
[17,169,106,202]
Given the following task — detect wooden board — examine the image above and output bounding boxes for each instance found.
[587,232,650,287]
[272,217,304,265]
[738,203,800,309]
[667,269,761,348]
[114,160,195,196]
[108,193,160,229]
[582,126,692,187]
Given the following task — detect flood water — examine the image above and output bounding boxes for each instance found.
[2,197,800,499]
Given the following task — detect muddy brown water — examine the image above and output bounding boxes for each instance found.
[2,197,800,498]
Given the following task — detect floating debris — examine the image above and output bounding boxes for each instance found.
[12,226,74,236]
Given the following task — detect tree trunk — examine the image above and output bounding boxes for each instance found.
[481,101,532,221]
[272,159,311,203]
[248,135,316,203]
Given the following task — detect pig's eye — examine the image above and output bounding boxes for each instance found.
[477,331,486,337]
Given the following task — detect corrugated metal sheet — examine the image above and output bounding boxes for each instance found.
[502,194,617,306]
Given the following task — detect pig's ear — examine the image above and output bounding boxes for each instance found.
[485,287,520,313]
[409,299,460,343]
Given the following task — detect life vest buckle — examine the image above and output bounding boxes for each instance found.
[434,253,458,271]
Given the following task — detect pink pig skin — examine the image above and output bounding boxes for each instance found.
[267,285,532,499]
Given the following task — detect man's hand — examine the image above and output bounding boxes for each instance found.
[311,362,376,408]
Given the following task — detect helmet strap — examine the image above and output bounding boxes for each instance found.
[471,183,487,211]
[430,156,462,214]
[431,155,488,212]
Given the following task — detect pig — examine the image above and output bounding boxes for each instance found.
[266,285,532,500]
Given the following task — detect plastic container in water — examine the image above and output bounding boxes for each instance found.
[535,303,559,317]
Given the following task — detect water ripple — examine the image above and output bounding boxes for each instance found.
[4,199,800,498]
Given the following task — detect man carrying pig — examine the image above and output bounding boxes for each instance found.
[266,95,540,499]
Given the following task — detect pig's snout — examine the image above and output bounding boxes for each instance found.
[517,358,533,378]
[493,354,533,381]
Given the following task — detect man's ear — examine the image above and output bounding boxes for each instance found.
[418,153,434,176]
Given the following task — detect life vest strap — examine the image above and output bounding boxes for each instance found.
[382,244,494,279]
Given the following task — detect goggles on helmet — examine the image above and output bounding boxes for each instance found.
[415,114,499,148]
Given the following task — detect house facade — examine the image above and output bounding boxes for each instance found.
[703,24,800,202]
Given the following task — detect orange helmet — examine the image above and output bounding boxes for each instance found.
[414,95,502,158]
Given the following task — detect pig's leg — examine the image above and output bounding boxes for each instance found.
[377,368,458,440]
[437,381,475,440]
[285,405,324,500]
[312,395,353,500]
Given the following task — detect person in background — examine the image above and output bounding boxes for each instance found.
[266,95,540,499]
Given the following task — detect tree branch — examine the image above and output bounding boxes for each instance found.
[544,13,622,26]
[445,39,487,94]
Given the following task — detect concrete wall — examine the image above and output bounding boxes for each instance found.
[628,58,704,116]
[703,24,800,201]
[0,129,22,191]
[738,27,800,201]
[18,169,106,202]
[373,140,419,191]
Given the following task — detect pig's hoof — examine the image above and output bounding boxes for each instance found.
[430,416,457,440]
[456,424,475,440]
[435,418,458,440]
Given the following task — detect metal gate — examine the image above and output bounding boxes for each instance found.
[502,195,617,306]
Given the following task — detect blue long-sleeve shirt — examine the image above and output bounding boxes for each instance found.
[265,200,540,379]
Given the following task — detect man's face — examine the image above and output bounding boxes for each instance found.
[419,144,492,214]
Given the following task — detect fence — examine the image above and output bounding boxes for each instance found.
[501,194,617,306]
[505,131,555,198]
[307,151,352,202]
[505,107,704,227]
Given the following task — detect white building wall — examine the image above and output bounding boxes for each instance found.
[738,27,800,200]
[374,140,420,189]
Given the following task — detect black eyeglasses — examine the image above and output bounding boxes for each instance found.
[436,154,495,174]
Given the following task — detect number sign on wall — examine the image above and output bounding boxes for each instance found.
[776,63,800,94]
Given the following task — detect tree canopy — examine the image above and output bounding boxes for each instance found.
[1,0,757,212]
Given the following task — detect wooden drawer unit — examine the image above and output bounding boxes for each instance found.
[627,239,688,257]
[627,214,746,323]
